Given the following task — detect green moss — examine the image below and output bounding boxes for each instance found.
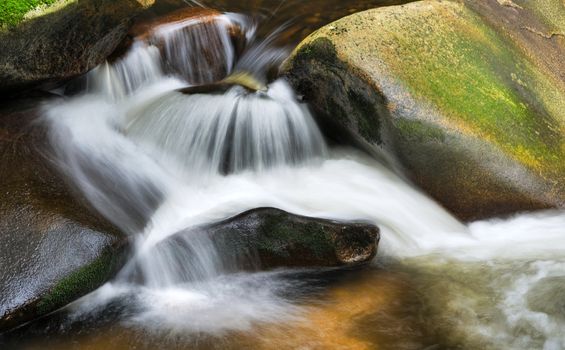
[521,0,565,33]
[300,222,335,257]
[395,119,446,144]
[256,213,334,259]
[0,0,59,28]
[36,248,122,315]
[327,99,349,128]
[348,88,382,144]
[294,37,339,65]
[372,4,564,178]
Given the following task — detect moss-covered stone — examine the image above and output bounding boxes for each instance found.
[284,0,565,220]
[254,212,335,260]
[206,208,380,269]
[0,0,149,94]
[36,246,126,316]
[289,37,388,148]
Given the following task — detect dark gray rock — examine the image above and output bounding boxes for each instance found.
[207,207,380,269]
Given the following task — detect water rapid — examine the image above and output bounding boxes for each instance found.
[39,9,565,350]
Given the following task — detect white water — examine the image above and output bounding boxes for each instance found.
[44,10,565,349]
[125,80,327,177]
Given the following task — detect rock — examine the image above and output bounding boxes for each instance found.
[177,72,268,95]
[0,96,128,332]
[0,0,151,94]
[206,208,379,269]
[283,0,565,220]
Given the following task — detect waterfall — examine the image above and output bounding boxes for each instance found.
[86,12,243,99]
[87,42,164,100]
[47,11,333,298]
[153,15,237,84]
[125,80,327,177]
[42,8,565,349]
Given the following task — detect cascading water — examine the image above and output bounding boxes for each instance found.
[46,12,334,333]
[87,12,242,98]
[37,7,565,350]
[125,80,327,177]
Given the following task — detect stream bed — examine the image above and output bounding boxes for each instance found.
[2,1,565,349]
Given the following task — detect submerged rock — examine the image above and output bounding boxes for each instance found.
[284,0,565,220]
[0,97,128,332]
[207,208,379,269]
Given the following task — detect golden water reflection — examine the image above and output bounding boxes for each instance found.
[20,267,448,350]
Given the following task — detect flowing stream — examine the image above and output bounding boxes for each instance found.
[5,3,565,350]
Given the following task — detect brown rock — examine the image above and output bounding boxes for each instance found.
[0,96,128,331]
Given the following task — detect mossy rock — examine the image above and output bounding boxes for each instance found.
[0,96,129,332]
[203,208,380,269]
[0,0,150,94]
[284,0,565,220]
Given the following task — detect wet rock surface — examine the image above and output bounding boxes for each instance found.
[283,0,565,221]
[0,0,150,95]
[129,7,223,39]
[0,96,128,332]
[205,208,380,269]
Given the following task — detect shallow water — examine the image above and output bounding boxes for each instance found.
[2,1,565,349]
[2,267,440,349]
[5,143,564,348]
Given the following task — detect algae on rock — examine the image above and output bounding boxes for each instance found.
[284,0,565,220]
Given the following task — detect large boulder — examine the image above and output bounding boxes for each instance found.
[206,208,379,269]
[283,0,565,220]
[0,0,154,94]
[0,96,128,332]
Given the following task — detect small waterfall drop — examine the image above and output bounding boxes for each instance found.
[83,11,325,178]
[47,9,335,303]
[152,14,238,84]
[87,42,164,100]
[86,12,244,99]
[125,80,327,176]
